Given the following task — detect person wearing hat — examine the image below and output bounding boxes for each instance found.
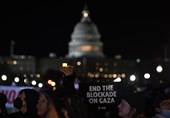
[9,88,40,118]
[117,91,146,118]
[0,93,8,118]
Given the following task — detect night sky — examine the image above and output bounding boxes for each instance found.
[1,0,170,59]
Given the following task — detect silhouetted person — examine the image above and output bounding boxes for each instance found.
[9,88,40,118]
[0,93,8,118]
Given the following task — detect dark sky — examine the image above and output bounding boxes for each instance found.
[1,0,170,59]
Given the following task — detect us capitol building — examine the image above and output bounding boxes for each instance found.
[0,7,169,88]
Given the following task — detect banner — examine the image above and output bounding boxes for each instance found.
[0,86,33,108]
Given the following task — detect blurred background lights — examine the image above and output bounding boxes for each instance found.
[36,74,40,78]
[1,75,7,81]
[14,77,20,83]
[83,12,88,17]
[77,61,81,66]
[136,87,141,91]
[51,81,56,87]
[136,58,141,63]
[24,78,29,84]
[144,73,150,79]
[47,79,52,85]
[113,77,121,82]
[156,65,163,73]
[62,63,68,67]
[38,83,43,88]
[31,80,37,85]
[130,75,136,81]
[121,73,126,78]
[74,83,79,90]
[13,60,17,65]
[99,67,103,72]
[23,74,27,78]
[113,74,117,78]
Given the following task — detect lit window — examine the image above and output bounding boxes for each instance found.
[80,45,93,52]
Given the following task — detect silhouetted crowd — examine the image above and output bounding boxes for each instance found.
[0,65,170,118]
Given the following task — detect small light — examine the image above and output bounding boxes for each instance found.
[156,65,163,73]
[31,80,37,85]
[51,82,56,87]
[144,73,150,79]
[47,79,52,85]
[38,83,43,88]
[1,75,7,81]
[136,59,140,63]
[14,77,20,83]
[74,83,79,90]
[36,74,41,78]
[113,77,121,82]
[62,63,68,67]
[77,61,81,66]
[130,75,136,81]
[24,79,29,84]
[13,60,17,65]
[99,68,103,72]
[83,12,88,17]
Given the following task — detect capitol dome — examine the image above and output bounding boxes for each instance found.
[67,7,105,58]
[71,10,101,42]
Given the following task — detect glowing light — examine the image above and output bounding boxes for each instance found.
[14,77,20,83]
[36,74,40,78]
[13,60,17,65]
[136,59,141,63]
[104,74,108,78]
[156,65,163,73]
[77,61,81,66]
[130,75,136,81]
[74,83,79,90]
[1,75,7,81]
[121,73,126,78]
[62,63,68,67]
[51,81,56,86]
[113,77,121,82]
[144,73,150,79]
[47,79,53,85]
[99,68,103,72]
[38,83,43,88]
[31,80,37,85]
[109,74,112,78]
[80,45,92,52]
[95,73,99,78]
[24,79,28,84]
[83,12,88,17]
[113,74,117,78]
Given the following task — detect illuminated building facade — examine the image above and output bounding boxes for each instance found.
[67,7,105,58]
[0,6,169,88]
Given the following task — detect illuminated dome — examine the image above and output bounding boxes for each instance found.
[67,7,105,58]
[71,9,101,41]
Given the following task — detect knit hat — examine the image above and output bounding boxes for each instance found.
[123,91,146,112]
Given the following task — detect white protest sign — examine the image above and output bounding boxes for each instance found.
[86,85,117,104]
